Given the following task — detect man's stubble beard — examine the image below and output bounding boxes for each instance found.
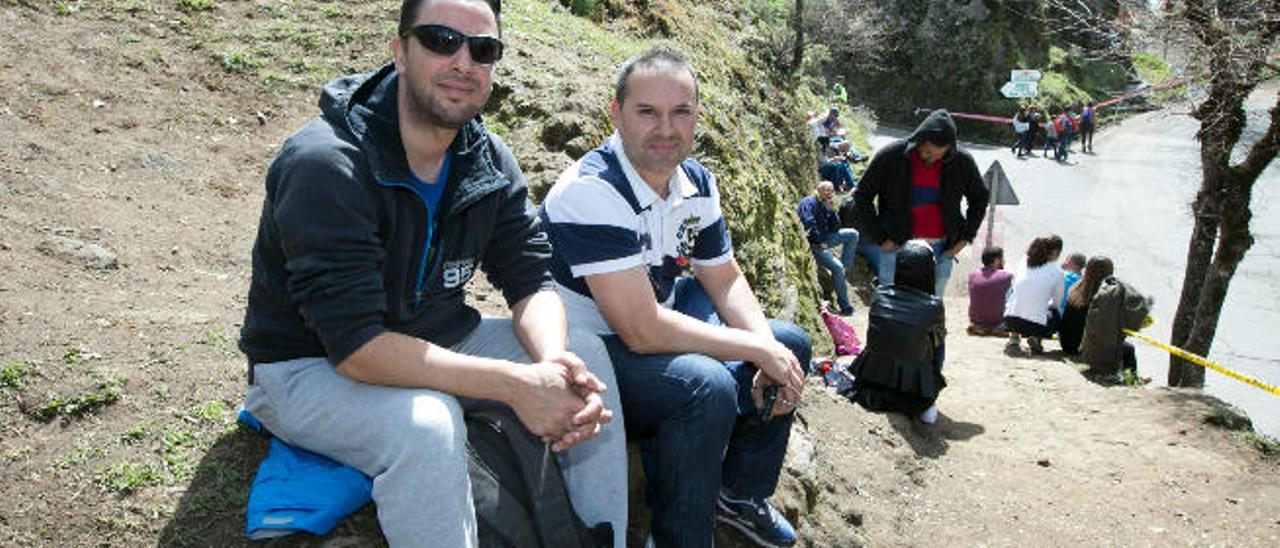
[404,73,491,130]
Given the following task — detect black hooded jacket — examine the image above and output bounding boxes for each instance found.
[853,110,989,248]
[239,64,552,367]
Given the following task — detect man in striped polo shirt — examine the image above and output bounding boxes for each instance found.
[540,47,810,548]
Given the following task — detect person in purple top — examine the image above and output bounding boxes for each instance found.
[966,246,1013,336]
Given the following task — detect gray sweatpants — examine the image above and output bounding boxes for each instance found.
[243,319,627,548]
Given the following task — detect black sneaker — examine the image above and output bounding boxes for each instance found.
[716,490,797,547]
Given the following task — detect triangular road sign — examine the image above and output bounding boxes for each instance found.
[983,161,1019,205]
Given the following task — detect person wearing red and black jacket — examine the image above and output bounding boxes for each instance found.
[853,109,989,297]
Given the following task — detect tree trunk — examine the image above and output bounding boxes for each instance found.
[1181,179,1255,368]
[789,0,804,76]
[1167,184,1218,386]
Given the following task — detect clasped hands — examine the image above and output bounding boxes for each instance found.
[509,351,612,452]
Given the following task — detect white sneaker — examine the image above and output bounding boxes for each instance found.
[920,404,938,424]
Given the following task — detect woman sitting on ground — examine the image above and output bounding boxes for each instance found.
[1075,258,1154,384]
[1003,235,1064,354]
[1059,255,1109,355]
[845,240,947,424]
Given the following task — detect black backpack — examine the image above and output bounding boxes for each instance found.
[466,407,612,548]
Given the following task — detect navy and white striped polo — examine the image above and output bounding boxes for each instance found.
[540,133,733,334]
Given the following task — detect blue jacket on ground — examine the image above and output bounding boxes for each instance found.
[238,410,371,540]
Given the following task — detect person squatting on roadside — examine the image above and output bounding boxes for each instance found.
[853,109,990,297]
[845,240,947,424]
[798,181,860,316]
[540,46,812,548]
[1071,257,1154,383]
[236,1,627,545]
[1003,235,1065,354]
[967,246,1013,336]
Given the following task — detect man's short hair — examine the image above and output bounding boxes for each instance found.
[614,46,699,105]
[981,246,1004,267]
[1066,252,1086,270]
[399,0,502,37]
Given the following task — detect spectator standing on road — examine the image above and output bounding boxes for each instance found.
[1042,108,1059,159]
[1011,107,1031,157]
[1003,235,1065,354]
[1027,106,1044,152]
[967,246,1013,336]
[853,109,989,297]
[1079,102,1096,153]
[1055,108,1078,162]
[799,181,860,316]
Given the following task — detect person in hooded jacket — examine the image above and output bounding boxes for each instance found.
[236,1,627,545]
[844,240,947,424]
[853,109,989,297]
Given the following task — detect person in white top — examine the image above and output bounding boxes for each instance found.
[1003,235,1065,354]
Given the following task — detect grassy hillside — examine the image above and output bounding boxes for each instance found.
[0,0,834,545]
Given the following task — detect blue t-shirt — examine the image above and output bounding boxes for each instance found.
[409,152,451,222]
[1061,270,1082,313]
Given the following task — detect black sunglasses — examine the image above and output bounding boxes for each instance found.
[404,24,504,65]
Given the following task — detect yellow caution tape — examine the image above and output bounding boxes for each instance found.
[1124,329,1280,397]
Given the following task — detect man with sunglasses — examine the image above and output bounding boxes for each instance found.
[238,1,626,546]
[540,47,811,548]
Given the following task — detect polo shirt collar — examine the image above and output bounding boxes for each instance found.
[609,132,698,208]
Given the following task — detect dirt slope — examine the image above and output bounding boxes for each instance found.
[1,2,1276,547]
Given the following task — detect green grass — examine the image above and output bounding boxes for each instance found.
[1132,53,1175,86]
[1240,431,1280,455]
[1,359,38,390]
[62,346,101,366]
[97,461,164,494]
[177,0,216,11]
[161,425,201,481]
[31,376,125,422]
[120,422,150,444]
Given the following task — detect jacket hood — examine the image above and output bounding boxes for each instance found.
[906,109,958,160]
[316,63,495,188]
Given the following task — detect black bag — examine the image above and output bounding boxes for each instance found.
[466,407,612,548]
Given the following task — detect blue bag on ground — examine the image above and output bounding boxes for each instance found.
[238,410,372,540]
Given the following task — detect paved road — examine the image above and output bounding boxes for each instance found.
[869,84,1280,437]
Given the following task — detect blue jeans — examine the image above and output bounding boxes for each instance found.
[603,278,812,548]
[870,239,956,297]
[812,228,859,311]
